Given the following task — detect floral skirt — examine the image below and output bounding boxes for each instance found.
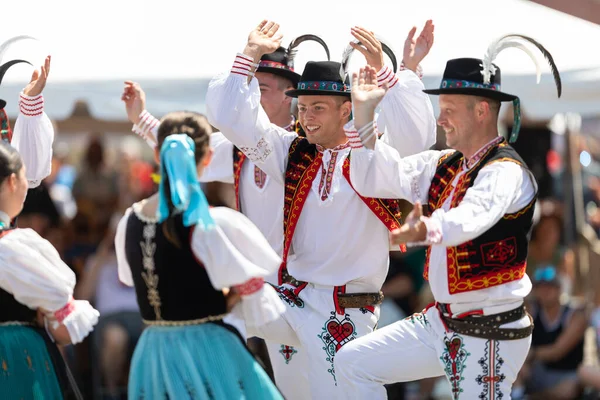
[0,325,63,399]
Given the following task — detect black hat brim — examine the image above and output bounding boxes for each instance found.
[256,66,301,87]
[0,99,5,109]
[423,87,517,102]
[285,89,351,98]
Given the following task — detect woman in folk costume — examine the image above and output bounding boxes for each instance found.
[121,34,330,400]
[0,36,54,191]
[114,111,285,399]
[0,140,99,399]
[337,35,562,399]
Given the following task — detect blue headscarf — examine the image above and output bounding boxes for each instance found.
[156,134,214,229]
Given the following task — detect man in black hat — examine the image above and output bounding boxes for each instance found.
[335,37,562,399]
[205,20,435,397]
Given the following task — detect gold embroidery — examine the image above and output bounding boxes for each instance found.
[140,224,162,320]
[2,359,7,372]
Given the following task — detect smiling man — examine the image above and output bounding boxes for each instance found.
[206,20,436,397]
[338,36,562,399]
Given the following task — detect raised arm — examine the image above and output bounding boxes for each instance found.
[0,229,99,344]
[205,21,297,184]
[347,67,442,201]
[350,22,437,156]
[11,56,54,188]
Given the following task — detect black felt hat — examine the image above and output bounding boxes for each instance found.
[423,58,517,102]
[285,61,350,98]
[423,34,562,143]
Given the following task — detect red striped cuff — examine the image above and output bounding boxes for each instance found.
[231,53,258,77]
[233,277,265,296]
[344,126,363,149]
[132,110,160,140]
[376,66,399,89]
[19,93,44,117]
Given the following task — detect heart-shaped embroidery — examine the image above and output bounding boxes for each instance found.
[445,337,462,361]
[327,321,354,350]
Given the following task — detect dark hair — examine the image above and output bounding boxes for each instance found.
[156,111,212,247]
[0,141,23,186]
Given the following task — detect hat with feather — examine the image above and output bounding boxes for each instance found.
[258,34,330,87]
[285,35,398,98]
[0,35,38,143]
[423,34,562,143]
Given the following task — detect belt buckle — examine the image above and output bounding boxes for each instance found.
[437,302,451,316]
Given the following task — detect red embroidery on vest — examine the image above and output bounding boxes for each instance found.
[280,138,406,283]
[424,141,534,294]
[232,148,246,212]
[481,238,516,266]
[254,165,267,189]
[341,158,406,252]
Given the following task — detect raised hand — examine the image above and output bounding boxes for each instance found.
[121,81,146,124]
[352,66,387,117]
[23,56,51,97]
[351,66,387,149]
[244,20,283,62]
[350,27,384,72]
[389,202,426,245]
[403,20,435,73]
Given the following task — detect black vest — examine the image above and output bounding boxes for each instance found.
[424,141,536,294]
[532,305,585,371]
[124,212,227,321]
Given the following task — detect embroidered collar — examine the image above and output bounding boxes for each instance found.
[315,141,351,153]
[464,136,504,170]
[0,210,10,228]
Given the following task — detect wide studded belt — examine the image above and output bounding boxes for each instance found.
[338,291,384,309]
[438,304,533,341]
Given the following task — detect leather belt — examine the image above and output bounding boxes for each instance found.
[438,304,533,341]
[338,291,384,309]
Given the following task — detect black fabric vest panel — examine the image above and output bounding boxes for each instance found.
[532,306,585,371]
[0,288,37,324]
[424,143,536,292]
[124,212,227,321]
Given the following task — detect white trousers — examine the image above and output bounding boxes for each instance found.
[335,305,531,399]
[264,340,309,400]
[248,283,379,399]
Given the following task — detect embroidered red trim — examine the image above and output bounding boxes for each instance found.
[233,277,264,296]
[54,299,76,323]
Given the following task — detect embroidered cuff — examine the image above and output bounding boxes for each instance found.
[19,93,44,117]
[231,53,258,77]
[344,121,363,149]
[239,137,273,163]
[376,65,399,89]
[399,62,424,80]
[233,277,265,296]
[420,216,442,244]
[344,120,380,149]
[132,110,160,141]
[53,298,76,323]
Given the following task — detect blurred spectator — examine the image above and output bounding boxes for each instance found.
[527,201,575,297]
[72,135,119,242]
[75,213,143,400]
[515,266,587,399]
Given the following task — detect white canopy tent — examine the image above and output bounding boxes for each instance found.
[0,0,599,120]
